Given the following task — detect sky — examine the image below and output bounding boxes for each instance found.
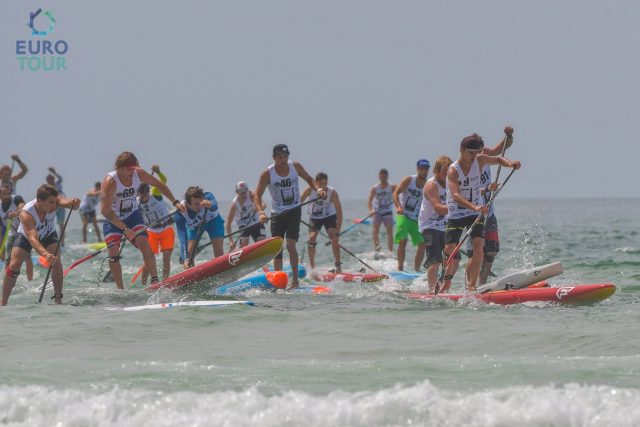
[1,0,638,203]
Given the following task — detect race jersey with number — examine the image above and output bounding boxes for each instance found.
[80,193,100,213]
[480,164,496,217]
[180,192,219,230]
[108,170,141,220]
[267,161,300,214]
[233,194,259,228]
[138,195,172,232]
[399,175,423,221]
[17,199,57,239]
[418,176,447,232]
[372,183,394,215]
[309,186,336,219]
[446,159,482,220]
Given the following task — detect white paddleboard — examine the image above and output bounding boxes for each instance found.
[106,300,254,311]
[478,262,564,294]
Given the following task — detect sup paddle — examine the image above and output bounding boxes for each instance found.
[0,160,16,259]
[435,167,517,295]
[323,210,379,246]
[64,209,178,277]
[300,219,377,273]
[38,207,74,303]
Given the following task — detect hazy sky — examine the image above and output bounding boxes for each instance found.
[2,1,638,204]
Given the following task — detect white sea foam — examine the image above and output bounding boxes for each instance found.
[1,381,639,427]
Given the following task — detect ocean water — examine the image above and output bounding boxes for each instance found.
[1,199,639,426]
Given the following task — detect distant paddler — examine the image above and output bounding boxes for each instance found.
[254,144,326,288]
[0,155,28,193]
[79,181,103,243]
[0,184,25,264]
[178,185,225,268]
[1,184,80,305]
[442,134,521,292]
[101,152,185,289]
[225,181,266,250]
[301,172,343,272]
[392,160,429,271]
[137,174,175,283]
[417,156,454,292]
[367,168,396,254]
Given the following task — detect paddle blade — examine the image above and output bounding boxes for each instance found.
[265,271,288,289]
[312,286,332,295]
[38,255,50,269]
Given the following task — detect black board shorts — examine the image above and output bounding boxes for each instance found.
[13,232,59,253]
[270,206,301,242]
[309,214,338,232]
[445,215,485,245]
[240,222,266,241]
[421,228,445,267]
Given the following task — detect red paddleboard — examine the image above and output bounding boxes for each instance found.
[402,283,616,305]
[144,237,283,291]
[310,271,388,283]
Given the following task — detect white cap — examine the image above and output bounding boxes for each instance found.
[235,181,249,193]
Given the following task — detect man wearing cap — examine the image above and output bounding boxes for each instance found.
[442,134,520,292]
[255,144,326,288]
[225,181,266,250]
[137,179,175,284]
[392,160,430,271]
[367,168,396,254]
[101,152,185,289]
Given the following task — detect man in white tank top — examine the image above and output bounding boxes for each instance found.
[0,184,25,264]
[79,181,103,244]
[418,156,454,292]
[392,160,429,271]
[2,184,80,305]
[225,181,266,250]
[254,144,326,288]
[101,152,185,289]
[301,172,343,272]
[367,168,396,254]
[443,134,521,292]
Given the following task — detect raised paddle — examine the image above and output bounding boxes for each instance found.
[194,198,320,257]
[38,207,74,303]
[434,167,517,295]
[323,210,379,246]
[300,218,378,273]
[64,209,178,277]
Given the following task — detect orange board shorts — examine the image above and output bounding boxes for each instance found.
[147,227,175,254]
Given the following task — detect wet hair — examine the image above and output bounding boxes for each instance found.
[114,152,139,169]
[46,174,55,182]
[94,181,102,188]
[379,168,389,175]
[185,186,204,204]
[433,156,453,173]
[36,184,59,201]
[315,172,328,181]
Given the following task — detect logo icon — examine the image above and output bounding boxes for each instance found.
[555,287,575,300]
[228,249,243,266]
[28,8,56,37]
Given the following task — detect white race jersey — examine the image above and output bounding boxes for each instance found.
[446,159,482,220]
[372,183,394,215]
[17,199,57,239]
[233,194,259,228]
[108,170,141,220]
[138,195,172,232]
[418,176,447,232]
[309,186,336,219]
[398,175,424,221]
[480,164,495,217]
[267,161,301,213]
[1,195,22,236]
[80,193,100,213]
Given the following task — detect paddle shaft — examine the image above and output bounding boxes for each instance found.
[300,218,377,272]
[187,208,208,267]
[323,210,378,246]
[38,208,73,303]
[435,167,516,294]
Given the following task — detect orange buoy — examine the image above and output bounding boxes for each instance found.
[38,255,50,268]
[265,271,288,289]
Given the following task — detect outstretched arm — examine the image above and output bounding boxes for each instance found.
[11,155,28,182]
[138,168,184,212]
[392,176,411,213]
[255,170,270,223]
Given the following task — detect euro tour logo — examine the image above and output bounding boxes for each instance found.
[16,9,69,72]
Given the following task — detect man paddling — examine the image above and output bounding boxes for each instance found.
[0,184,25,263]
[178,186,225,268]
[418,156,454,292]
[79,182,103,243]
[255,144,326,288]
[2,184,79,305]
[225,181,266,250]
[0,155,28,192]
[101,152,184,289]
[367,168,396,254]
[443,134,521,292]
[301,172,343,272]
[392,160,429,271]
